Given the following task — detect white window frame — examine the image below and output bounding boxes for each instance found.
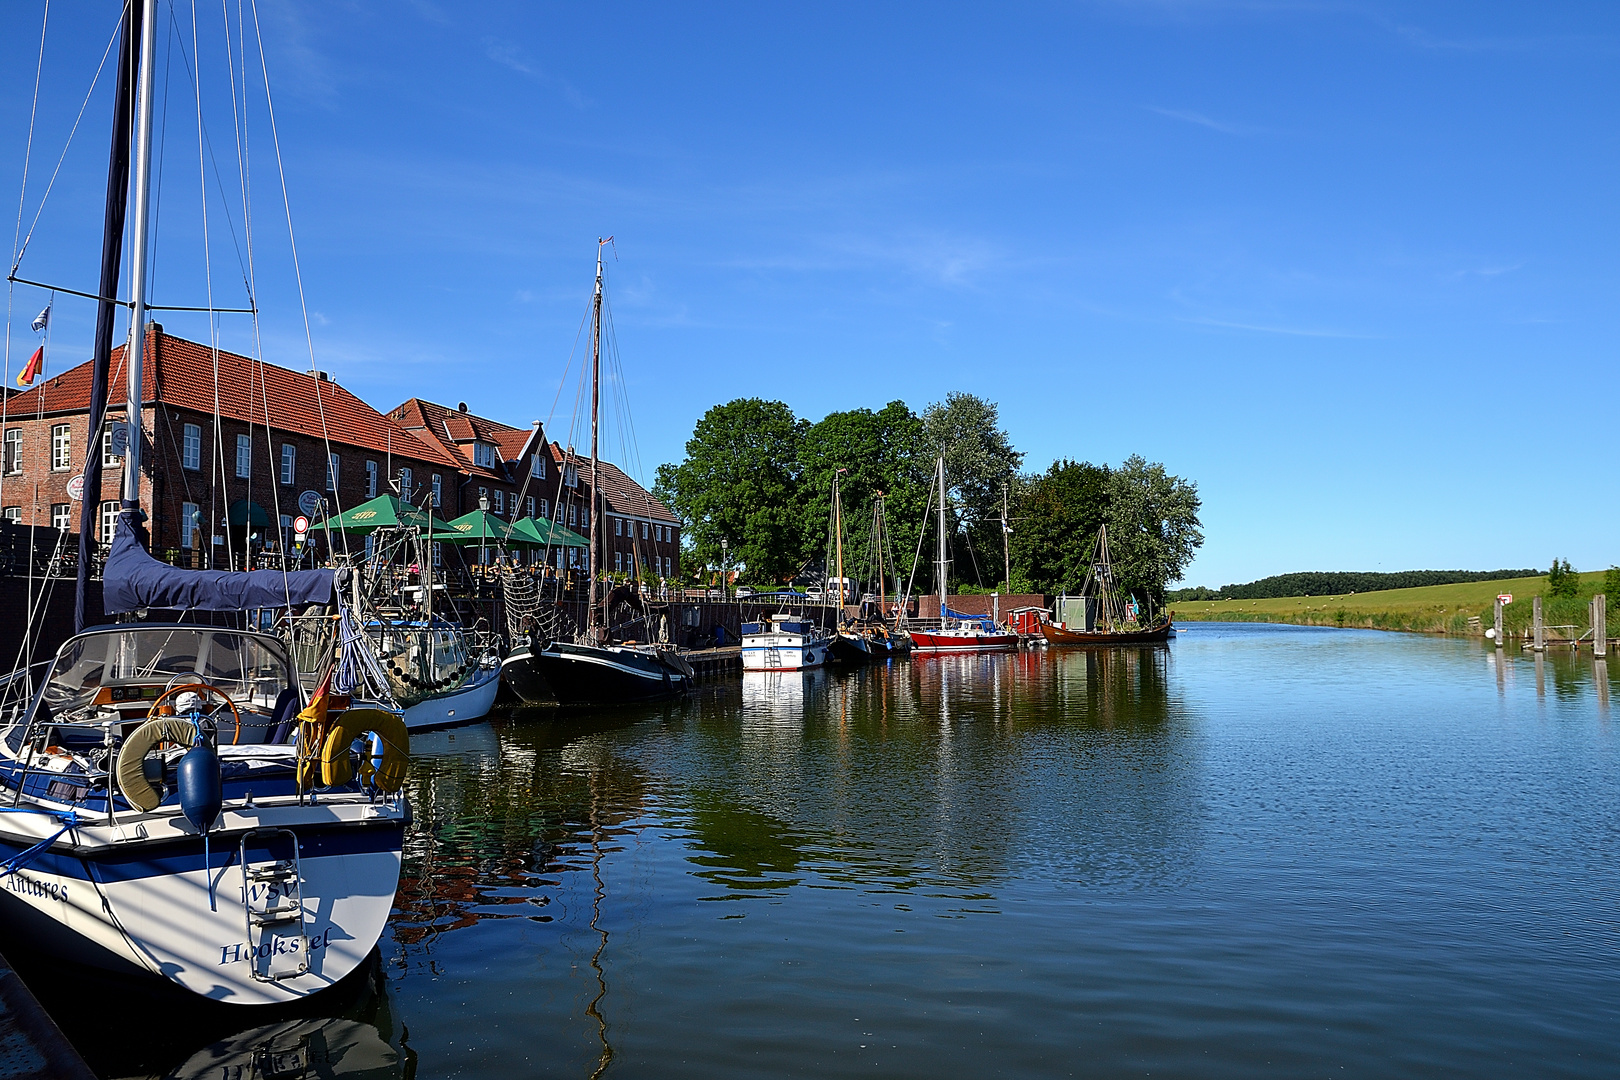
[400,467,413,502]
[527,496,535,519]
[431,474,442,509]
[50,424,71,471]
[99,500,119,545]
[530,454,545,478]
[329,453,341,493]
[615,517,622,537]
[181,501,199,549]
[473,442,495,468]
[1,507,20,522]
[493,490,503,515]
[365,460,378,498]
[235,433,251,478]
[51,503,70,531]
[565,464,577,488]
[540,498,548,521]
[280,443,296,485]
[569,504,577,528]
[182,423,202,471]
[615,551,623,572]
[102,428,119,468]
[2,429,20,475]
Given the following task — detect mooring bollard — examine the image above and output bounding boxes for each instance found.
[1595,594,1608,659]
[1494,600,1504,649]
[1533,596,1545,652]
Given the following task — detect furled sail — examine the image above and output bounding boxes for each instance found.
[103,512,333,613]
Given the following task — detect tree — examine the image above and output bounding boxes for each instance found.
[921,392,1023,589]
[1104,455,1203,608]
[1548,558,1579,599]
[654,399,807,583]
[1605,565,1620,601]
[794,402,930,588]
[1009,460,1112,593]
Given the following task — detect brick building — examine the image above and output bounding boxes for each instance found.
[0,325,445,566]
[390,398,681,582]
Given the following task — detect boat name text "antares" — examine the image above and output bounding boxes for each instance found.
[6,871,67,903]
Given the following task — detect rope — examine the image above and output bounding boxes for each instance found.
[0,808,79,881]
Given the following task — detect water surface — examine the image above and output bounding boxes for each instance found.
[33,625,1620,1077]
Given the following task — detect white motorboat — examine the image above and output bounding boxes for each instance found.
[741,615,835,671]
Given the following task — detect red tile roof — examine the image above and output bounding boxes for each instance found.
[388,398,545,483]
[5,326,450,465]
[550,442,677,524]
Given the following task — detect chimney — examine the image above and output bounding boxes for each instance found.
[457,402,468,413]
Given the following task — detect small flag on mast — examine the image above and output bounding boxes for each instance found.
[30,303,50,334]
[17,345,44,388]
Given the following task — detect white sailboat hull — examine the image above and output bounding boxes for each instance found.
[400,664,501,731]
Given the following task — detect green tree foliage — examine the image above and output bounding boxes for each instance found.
[1605,565,1620,600]
[654,399,807,582]
[1009,460,1111,592]
[795,402,930,581]
[1547,557,1579,599]
[1190,568,1543,601]
[921,392,1023,529]
[1104,456,1203,607]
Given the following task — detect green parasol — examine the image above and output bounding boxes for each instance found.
[511,515,588,548]
[323,494,454,535]
[440,509,541,548]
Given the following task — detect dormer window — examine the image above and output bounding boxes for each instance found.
[472,442,496,468]
[564,463,578,487]
[530,455,545,479]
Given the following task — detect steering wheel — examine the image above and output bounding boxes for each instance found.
[149,681,244,745]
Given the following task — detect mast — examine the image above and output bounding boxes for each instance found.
[874,495,885,612]
[74,0,143,632]
[1001,481,1010,595]
[936,453,947,628]
[121,0,159,509]
[586,239,604,636]
[833,471,843,614]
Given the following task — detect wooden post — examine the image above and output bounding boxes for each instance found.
[1493,599,1504,649]
[1533,595,1545,652]
[1595,595,1607,658]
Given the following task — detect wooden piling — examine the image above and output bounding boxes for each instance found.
[1493,599,1504,649]
[1595,594,1607,658]
[1533,596,1545,652]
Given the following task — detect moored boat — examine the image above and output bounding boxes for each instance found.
[1038,525,1174,647]
[742,615,835,671]
[911,455,1019,654]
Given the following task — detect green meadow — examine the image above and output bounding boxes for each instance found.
[1171,572,1617,638]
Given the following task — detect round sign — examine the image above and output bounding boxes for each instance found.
[293,515,310,535]
[297,489,323,516]
[66,474,84,501]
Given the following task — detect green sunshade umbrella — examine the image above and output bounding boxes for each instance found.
[440,509,541,548]
[511,516,588,548]
[323,494,454,536]
[226,499,270,529]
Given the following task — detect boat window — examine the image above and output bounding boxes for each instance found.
[43,628,293,714]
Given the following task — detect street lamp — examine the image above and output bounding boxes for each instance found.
[478,493,490,591]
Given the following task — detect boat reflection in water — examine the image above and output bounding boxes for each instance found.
[111,1018,404,1080]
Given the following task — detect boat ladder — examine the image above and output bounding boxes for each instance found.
[765,645,782,669]
[239,828,310,982]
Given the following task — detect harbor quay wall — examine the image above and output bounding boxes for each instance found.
[916,594,1052,620]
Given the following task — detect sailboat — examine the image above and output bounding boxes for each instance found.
[825,472,873,666]
[0,1,409,1003]
[908,454,1020,654]
[1039,524,1173,645]
[500,242,692,705]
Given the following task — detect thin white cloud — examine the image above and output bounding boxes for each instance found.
[1144,105,1269,136]
[1176,315,1372,338]
[481,37,591,109]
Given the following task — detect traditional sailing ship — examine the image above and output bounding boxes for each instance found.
[0,0,408,1003]
[909,454,1020,654]
[498,242,692,705]
[1039,524,1174,645]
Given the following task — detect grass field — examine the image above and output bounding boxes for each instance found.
[1171,571,1617,638]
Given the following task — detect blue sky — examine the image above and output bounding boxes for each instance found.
[3,1,1616,587]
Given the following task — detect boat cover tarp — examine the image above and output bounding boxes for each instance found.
[104,513,334,613]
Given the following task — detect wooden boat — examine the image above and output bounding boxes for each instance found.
[1040,525,1174,647]
[1040,617,1173,645]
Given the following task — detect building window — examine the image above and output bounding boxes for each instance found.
[328,453,341,493]
[530,454,545,478]
[2,430,19,475]
[99,500,119,544]
[527,496,535,519]
[51,424,71,471]
[280,513,293,547]
[615,517,622,537]
[564,464,577,487]
[569,504,577,528]
[539,498,548,521]
[365,460,378,498]
[664,556,671,577]
[2,507,20,522]
[236,434,251,478]
[493,490,503,515]
[51,503,70,531]
[280,444,295,484]
[641,521,649,540]
[432,541,442,567]
[431,474,442,509]
[569,547,578,567]
[580,509,588,531]
[103,428,119,467]
[181,501,199,549]
[400,467,412,502]
[477,486,488,509]
[182,423,202,471]
[615,551,623,572]
[472,442,496,468]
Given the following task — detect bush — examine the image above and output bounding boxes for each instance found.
[1605,565,1620,601]
[1548,557,1579,599]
